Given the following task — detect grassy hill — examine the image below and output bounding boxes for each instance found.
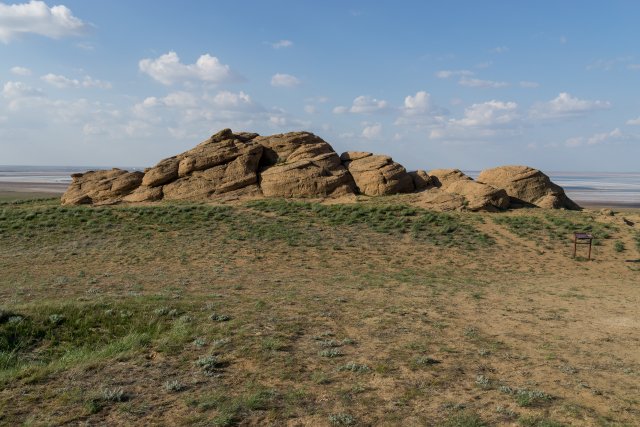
[1,197,639,426]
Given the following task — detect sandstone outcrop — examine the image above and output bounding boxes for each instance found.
[61,169,143,205]
[61,129,578,211]
[340,152,414,196]
[428,169,510,211]
[477,165,581,210]
[256,132,355,197]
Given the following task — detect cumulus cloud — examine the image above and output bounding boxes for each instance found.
[626,116,640,125]
[334,95,388,114]
[361,122,382,139]
[10,66,31,76]
[565,128,624,147]
[435,69,473,79]
[270,73,300,87]
[0,0,87,43]
[428,100,520,141]
[2,80,44,100]
[458,77,508,88]
[139,51,239,85]
[269,39,293,49]
[41,73,111,89]
[530,92,611,119]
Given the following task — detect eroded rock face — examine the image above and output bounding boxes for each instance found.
[340,152,414,196]
[428,169,510,211]
[61,169,143,205]
[477,165,580,210]
[60,129,577,210]
[256,132,356,197]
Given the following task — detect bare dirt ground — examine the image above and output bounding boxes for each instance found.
[0,196,638,426]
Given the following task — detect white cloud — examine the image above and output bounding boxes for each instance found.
[519,81,540,88]
[458,76,508,88]
[334,95,387,114]
[209,90,255,109]
[362,123,382,139]
[304,105,317,114]
[41,73,111,89]
[530,92,611,119]
[139,51,239,85]
[566,128,624,147]
[428,100,519,141]
[626,116,640,125]
[436,69,473,79]
[269,39,293,49]
[270,73,300,87]
[10,66,31,76]
[402,91,431,114]
[0,0,87,43]
[2,80,44,99]
[455,100,518,127]
[490,46,509,54]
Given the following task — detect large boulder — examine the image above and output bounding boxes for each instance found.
[61,169,144,205]
[428,169,510,211]
[256,132,356,197]
[146,129,264,200]
[340,152,414,196]
[477,165,580,209]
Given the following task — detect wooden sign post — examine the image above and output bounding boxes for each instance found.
[573,232,593,260]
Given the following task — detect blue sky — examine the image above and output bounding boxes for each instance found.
[1,1,639,172]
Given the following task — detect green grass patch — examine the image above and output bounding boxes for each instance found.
[247,199,493,248]
[0,301,193,384]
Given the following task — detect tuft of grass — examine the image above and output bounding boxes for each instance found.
[614,241,625,252]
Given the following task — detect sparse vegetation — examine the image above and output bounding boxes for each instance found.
[0,197,638,425]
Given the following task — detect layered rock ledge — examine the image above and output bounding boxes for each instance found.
[62,129,580,211]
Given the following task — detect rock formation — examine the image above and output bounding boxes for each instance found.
[340,152,414,196]
[256,132,355,197]
[428,169,510,212]
[61,129,580,211]
[477,165,581,210]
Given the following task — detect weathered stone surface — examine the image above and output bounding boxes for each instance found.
[341,152,414,196]
[257,132,356,197]
[429,169,510,211]
[121,186,163,203]
[477,165,580,210]
[411,189,469,211]
[409,170,432,191]
[61,169,143,206]
[60,129,577,210]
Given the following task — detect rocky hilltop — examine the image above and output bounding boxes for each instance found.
[61,129,580,211]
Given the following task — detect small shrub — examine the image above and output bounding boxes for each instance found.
[101,387,127,402]
[614,241,625,252]
[48,314,65,325]
[338,362,371,373]
[164,380,185,392]
[319,348,343,358]
[210,313,231,322]
[196,355,225,375]
[329,413,356,426]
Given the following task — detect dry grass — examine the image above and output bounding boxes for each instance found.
[1,197,639,426]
